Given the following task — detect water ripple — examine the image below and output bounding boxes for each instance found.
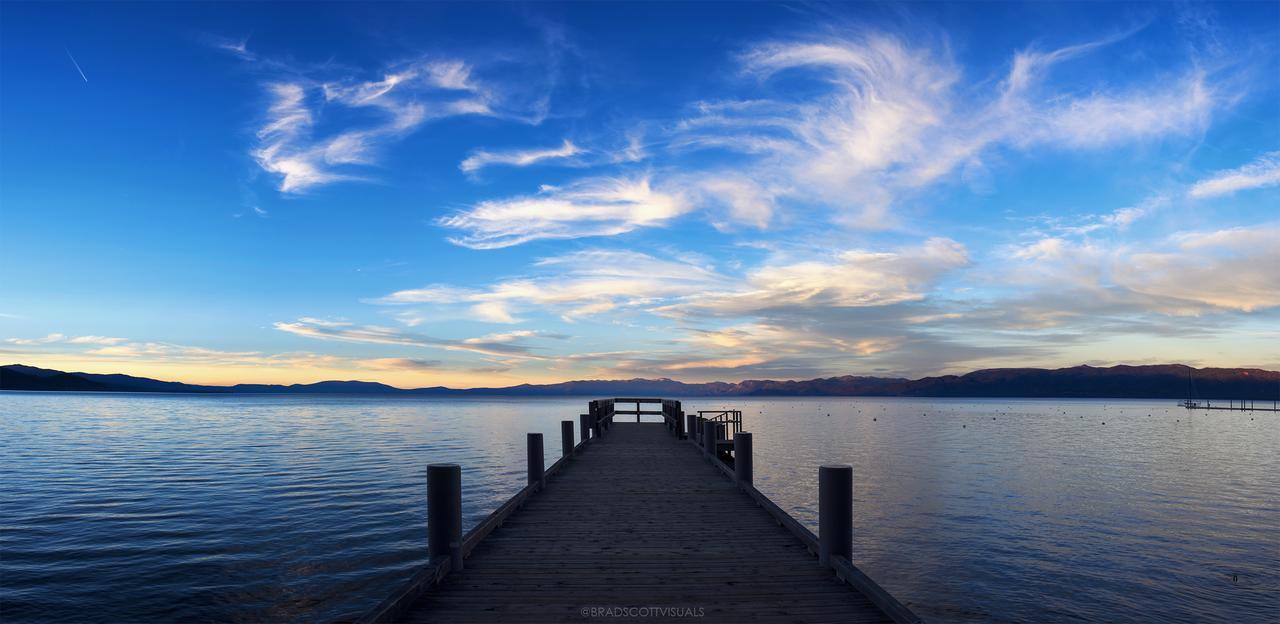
[2,393,1277,623]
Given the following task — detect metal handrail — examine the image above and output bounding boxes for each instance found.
[697,410,742,436]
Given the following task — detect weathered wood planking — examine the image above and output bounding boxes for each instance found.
[389,422,899,624]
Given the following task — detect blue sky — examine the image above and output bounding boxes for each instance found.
[2,1,1278,387]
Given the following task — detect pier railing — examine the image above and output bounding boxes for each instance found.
[357,397,922,624]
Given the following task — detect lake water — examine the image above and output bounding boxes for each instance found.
[1,393,1276,623]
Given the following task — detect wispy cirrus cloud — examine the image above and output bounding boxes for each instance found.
[440,27,1229,250]
[460,139,583,174]
[272,317,560,359]
[209,35,255,61]
[667,30,1222,231]
[438,176,690,249]
[8,335,352,369]
[5,334,128,346]
[356,357,444,372]
[1188,151,1280,199]
[371,249,722,322]
[177,17,1273,383]
[217,28,566,194]
[252,59,501,193]
[657,237,969,317]
[362,238,977,376]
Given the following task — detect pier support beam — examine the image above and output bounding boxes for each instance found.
[427,463,463,571]
[818,465,852,567]
[735,432,753,485]
[527,433,544,490]
[579,414,590,444]
[561,420,574,459]
[686,413,696,441]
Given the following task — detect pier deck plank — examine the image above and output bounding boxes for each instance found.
[398,422,892,624]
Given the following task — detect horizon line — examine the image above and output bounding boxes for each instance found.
[5,361,1279,392]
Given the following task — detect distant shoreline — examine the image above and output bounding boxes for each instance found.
[2,390,1269,402]
[4,363,1279,400]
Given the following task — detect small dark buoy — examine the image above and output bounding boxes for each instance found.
[962,424,966,428]
[873,417,877,421]
[1232,574,1238,583]
[992,417,996,420]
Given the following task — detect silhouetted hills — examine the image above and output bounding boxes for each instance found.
[3,363,1277,399]
[881,364,1280,398]
[231,380,403,393]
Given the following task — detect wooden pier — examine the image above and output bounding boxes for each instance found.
[358,399,921,624]
[1179,398,1280,412]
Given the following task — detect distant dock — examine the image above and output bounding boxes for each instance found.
[1179,399,1280,412]
[358,398,920,624]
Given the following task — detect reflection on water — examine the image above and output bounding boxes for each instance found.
[1,393,1276,622]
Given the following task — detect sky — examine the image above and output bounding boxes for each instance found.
[1,1,1278,388]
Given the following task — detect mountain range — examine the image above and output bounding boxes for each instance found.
[3,363,1279,399]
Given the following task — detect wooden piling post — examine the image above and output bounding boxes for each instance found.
[735,432,753,485]
[686,413,696,441]
[527,433,544,490]
[703,420,717,455]
[579,413,591,444]
[818,465,852,567]
[561,420,574,458]
[427,463,463,571]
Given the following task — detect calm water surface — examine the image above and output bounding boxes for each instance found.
[1,393,1276,622]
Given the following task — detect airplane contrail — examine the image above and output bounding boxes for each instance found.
[65,48,88,82]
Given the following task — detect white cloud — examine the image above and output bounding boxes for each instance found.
[87,343,263,360]
[693,175,780,229]
[66,336,130,345]
[356,357,443,371]
[5,334,127,346]
[273,318,554,359]
[215,38,255,61]
[1030,73,1214,149]
[1053,195,1168,236]
[253,83,355,193]
[365,237,971,377]
[372,249,722,323]
[1005,224,1280,316]
[249,57,533,193]
[1188,151,1280,199]
[1117,225,1280,312]
[460,139,583,173]
[439,176,690,249]
[662,237,969,317]
[5,333,66,345]
[671,31,1223,231]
